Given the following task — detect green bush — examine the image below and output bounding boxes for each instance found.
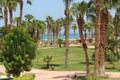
[0,27,36,77]
[85,73,101,80]
[13,74,35,80]
[58,39,64,47]
[42,55,53,68]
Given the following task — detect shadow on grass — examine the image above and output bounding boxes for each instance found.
[105,67,115,69]
[80,62,94,65]
[41,64,61,69]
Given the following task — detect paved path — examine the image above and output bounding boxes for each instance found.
[0,65,120,80]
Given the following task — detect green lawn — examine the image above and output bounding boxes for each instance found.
[32,46,120,72]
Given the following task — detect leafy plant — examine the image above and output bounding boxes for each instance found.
[13,73,35,80]
[42,55,53,68]
[105,38,120,68]
[58,39,64,47]
[0,27,36,77]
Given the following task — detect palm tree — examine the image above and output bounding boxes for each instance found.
[94,0,101,75]
[46,16,54,47]
[99,0,119,75]
[8,0,17,30]
[19,0,32,26]
[40,21,46,46]
[71,23,77,38]
[113,0,120,38]
[56,18,63,43]
[70,1,90,73]
[0,0,9,34]
[24,14,34,22]
[62,0,73,66]
[35,20,46,45]
[14,17,20,26]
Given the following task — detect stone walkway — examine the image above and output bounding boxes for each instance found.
[0,65,120,80]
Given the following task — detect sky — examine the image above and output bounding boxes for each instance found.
[0,0,116,26]
[0,0,90,26]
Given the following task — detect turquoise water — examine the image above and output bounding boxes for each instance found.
[41,33,80,40]
[41,31,93,41]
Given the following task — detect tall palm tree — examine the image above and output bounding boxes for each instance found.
[46,16,54,47]
[0,0,9,34]
[8,0,18,30]
[62,0,73,66]
[19,0,32,26]
[39,21,46,46]
[35,20,46,45]
[70,1,90,73]
[99,0,119,75]
[94,0,101,75]
[113,0,120,38]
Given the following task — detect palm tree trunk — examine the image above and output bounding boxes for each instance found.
[56,29,59,47]
[65,15,69,66]
[19,0,23,26]
[4,6,8,34]
[94,0,101,75]
[32,26,35,41]
[36,29,40,45]
[47,24,51,47]
[77,16,90,73]
[99,12,109,76]
[9,7,13,30]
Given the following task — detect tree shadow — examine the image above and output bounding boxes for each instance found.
[80,62,94,65]
[41,64,61,69]
[53,73,86,80]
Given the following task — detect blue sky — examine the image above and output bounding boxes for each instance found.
[0,0,116,26]
[0,0,89,26]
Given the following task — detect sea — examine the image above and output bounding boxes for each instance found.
[40,31,93,42]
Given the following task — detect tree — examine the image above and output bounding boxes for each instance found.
[8,0,17,30]
[94,0,101,75]
[0,0,9,33]
[36,20,46,45]
[46,16,54,47]
[19,0,32,26]
[0,27,36,77]
[62,0,73,66]
[14,17,20,26]
[42,55,53,68]
[106,38,120,69]
[98,0,119,75]
[70,1,90,73]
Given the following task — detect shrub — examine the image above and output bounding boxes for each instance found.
[42,55,53,68]
[13,73,35,80]
[85,73,101,80]
[58,39,64,47]
[0,27,36,77]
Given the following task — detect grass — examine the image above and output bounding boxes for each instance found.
[32,46,120,72]
[0,72,4,76]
